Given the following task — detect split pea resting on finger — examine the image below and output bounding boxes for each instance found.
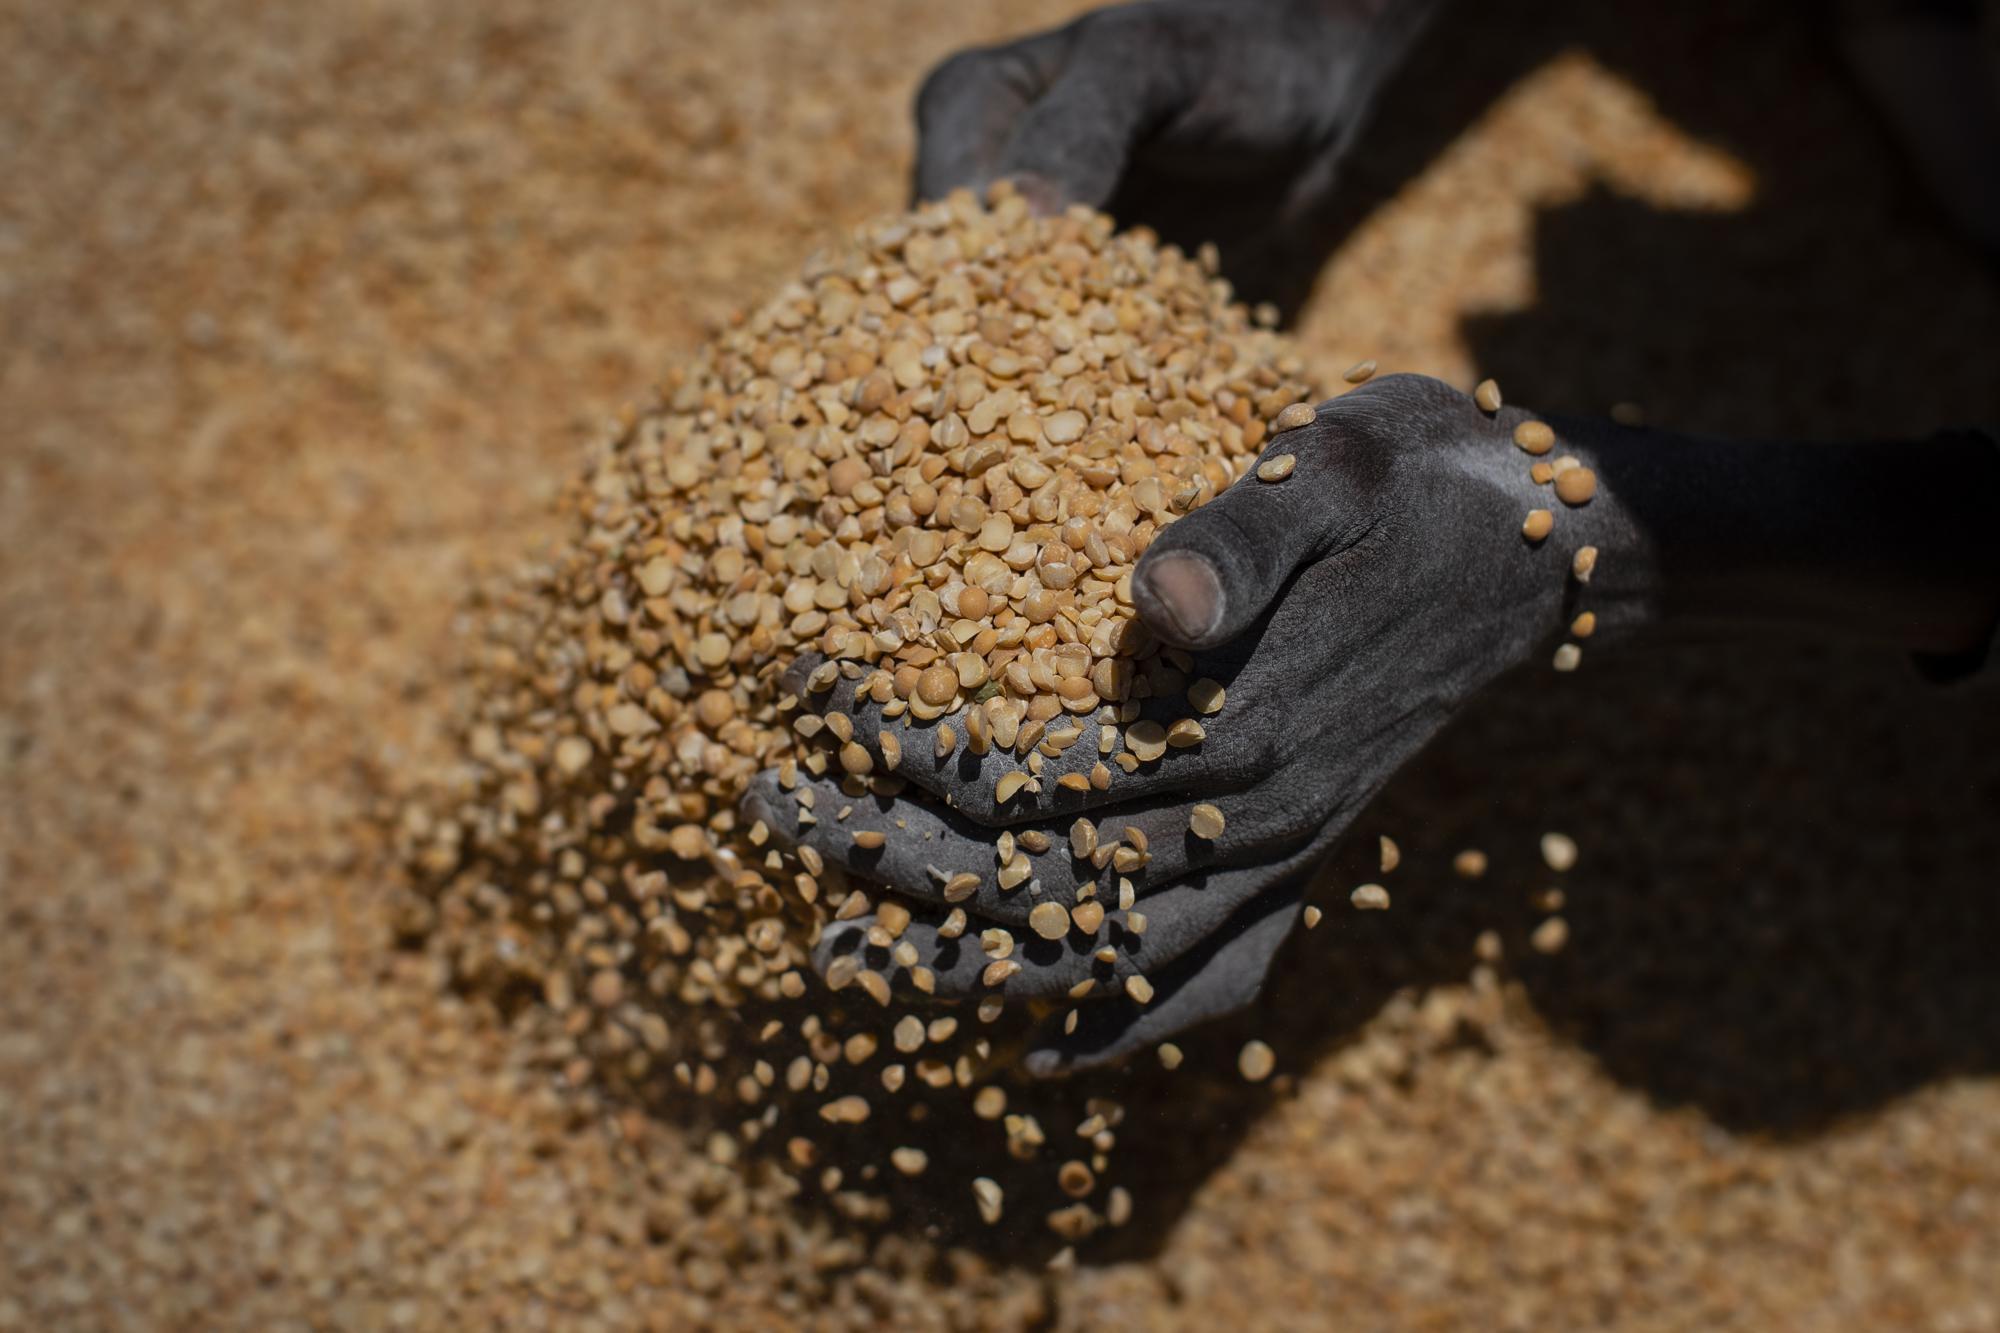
[1188,804,1226,840]
[1513,421,1555,455]
[1555,467,1597,506]
[1273,401,1317,433]
[394,183,1332,1236]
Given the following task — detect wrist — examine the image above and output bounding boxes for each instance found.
[1564,420,2000,656]
[1280,0,1444,120]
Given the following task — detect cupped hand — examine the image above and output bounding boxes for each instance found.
[745,374,1643,1073]
[912,0,1441,311]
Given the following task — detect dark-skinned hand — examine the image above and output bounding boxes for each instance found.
[912,0,1441,313]
[743,374,1650,1075]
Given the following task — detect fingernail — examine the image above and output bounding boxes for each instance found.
[1135,551,1224,647]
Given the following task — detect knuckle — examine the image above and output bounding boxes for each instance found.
[1341,370,1459,409]
[1329,372,1473,440]
[1074,6,1165,57]
[915,47,1001,122]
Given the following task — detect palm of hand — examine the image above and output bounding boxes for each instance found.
[746,375,1612,1072]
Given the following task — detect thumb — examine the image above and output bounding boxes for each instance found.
[1133,403,1378,650]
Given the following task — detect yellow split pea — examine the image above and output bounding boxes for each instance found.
[400,188,1326,1228]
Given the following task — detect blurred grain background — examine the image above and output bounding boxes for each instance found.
[3,1,1997,1328]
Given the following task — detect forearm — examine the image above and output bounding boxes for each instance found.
[1295,0,1445,134]
[1568,418,2000,656]
[1123,0,1445,147]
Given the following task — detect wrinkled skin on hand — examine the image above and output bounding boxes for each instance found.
[744,375,1648,1074]
[912,0,1441,313]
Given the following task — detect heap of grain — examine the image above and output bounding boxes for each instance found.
[397,182,1316,1241]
